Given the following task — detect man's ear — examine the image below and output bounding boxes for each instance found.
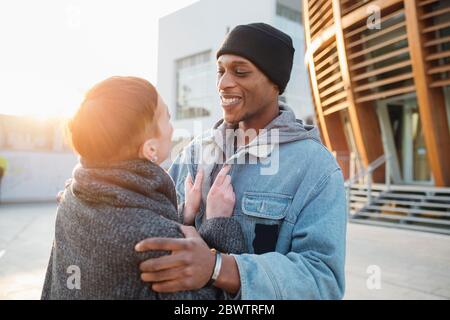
[275,85,280,94]
[141,139,158,162]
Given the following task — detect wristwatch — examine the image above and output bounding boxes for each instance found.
[206,248,222,287]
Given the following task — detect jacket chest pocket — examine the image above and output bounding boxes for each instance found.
[241,192,292,254]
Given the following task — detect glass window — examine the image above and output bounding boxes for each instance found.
[444,86,450,136]
[175,51,214,120]
[276,1,302,25]
[275,1,314,121]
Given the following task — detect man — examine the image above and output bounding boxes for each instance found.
[135,23,347,299]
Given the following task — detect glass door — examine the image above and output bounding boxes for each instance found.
[377,96,433,185]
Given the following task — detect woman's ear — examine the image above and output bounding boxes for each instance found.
[141,139,159,163]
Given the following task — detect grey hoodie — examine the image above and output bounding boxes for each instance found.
[196,103,321,203]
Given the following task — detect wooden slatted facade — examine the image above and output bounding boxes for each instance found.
[304,0,450,186]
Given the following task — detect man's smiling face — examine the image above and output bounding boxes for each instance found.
[216,54,279,125]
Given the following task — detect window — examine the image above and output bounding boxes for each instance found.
[175,51,214,120]
[276,1,302,25]
[274,1,313,121]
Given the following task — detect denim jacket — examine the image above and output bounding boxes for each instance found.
[169,104,347,299]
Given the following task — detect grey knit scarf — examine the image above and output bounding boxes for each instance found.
[72,158,180,219]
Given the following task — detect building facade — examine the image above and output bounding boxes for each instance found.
[157,0,314,142]
[303,0,450,187]
[0,115,77,202]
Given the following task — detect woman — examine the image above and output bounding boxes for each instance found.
[41,76,245,299]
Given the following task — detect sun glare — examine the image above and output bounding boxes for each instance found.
[0,0,198,119]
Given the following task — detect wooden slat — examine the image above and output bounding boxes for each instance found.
[333,0,385,182]
[405,0,450,186]
[430,78,450,88]
[342,0,371,16]
[304,0,333,151]
[309,0,328,18]
[309,1,332,26]
[308,0,322,12]
[314,44,336,64]
[316,62,339,80]
[422,21,450,34]
[419,0,440,6]
[319,81,345,98]
[315,51,339,71]
[310,9,334,36]
[352,60,411,82]
[350,47,409,71]
[303,0,403,60]
[341,0,403,31]
[427,65,450,75]
[355,85,415,103]
[321,90,347,108]
[426,50,450,61]
[420,6,450,20]
[310,2,331,30]
[323,101,348,116]
[424,36,450,47]
[348,34,408,60]
[347,21,406,49]
[318,71,342,89]
[354,72,413,92]
[345,7,404,39]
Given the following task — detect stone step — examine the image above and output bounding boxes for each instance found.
[354,210,450,226]
[364,204,450,218]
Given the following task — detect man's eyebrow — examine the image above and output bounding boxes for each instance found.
[232,60,250,65]
[217,60,251,66]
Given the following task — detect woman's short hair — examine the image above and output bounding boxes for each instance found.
[68,76,159,162]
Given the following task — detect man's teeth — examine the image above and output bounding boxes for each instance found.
[222,97,241,105]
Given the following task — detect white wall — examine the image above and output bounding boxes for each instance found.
[0,151,78,203]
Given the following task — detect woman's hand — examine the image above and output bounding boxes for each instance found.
[206,165,235,219]
[183,168,203,225]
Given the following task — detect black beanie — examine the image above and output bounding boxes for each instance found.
[216,23,295,94]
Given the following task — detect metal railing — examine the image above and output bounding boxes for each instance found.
[343,152,392,217]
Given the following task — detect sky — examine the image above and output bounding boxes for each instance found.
[0,0,198,118]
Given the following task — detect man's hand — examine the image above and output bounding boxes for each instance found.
[135,225,215,292]
[183,169,203,225]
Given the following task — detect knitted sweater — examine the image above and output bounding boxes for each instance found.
[41,159,245,300]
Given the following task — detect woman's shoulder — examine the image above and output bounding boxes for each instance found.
[59,190,184,247]
[114,208,185,269]
[119,208,184,241]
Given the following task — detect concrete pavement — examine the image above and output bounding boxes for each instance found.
[0,203,449,300]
